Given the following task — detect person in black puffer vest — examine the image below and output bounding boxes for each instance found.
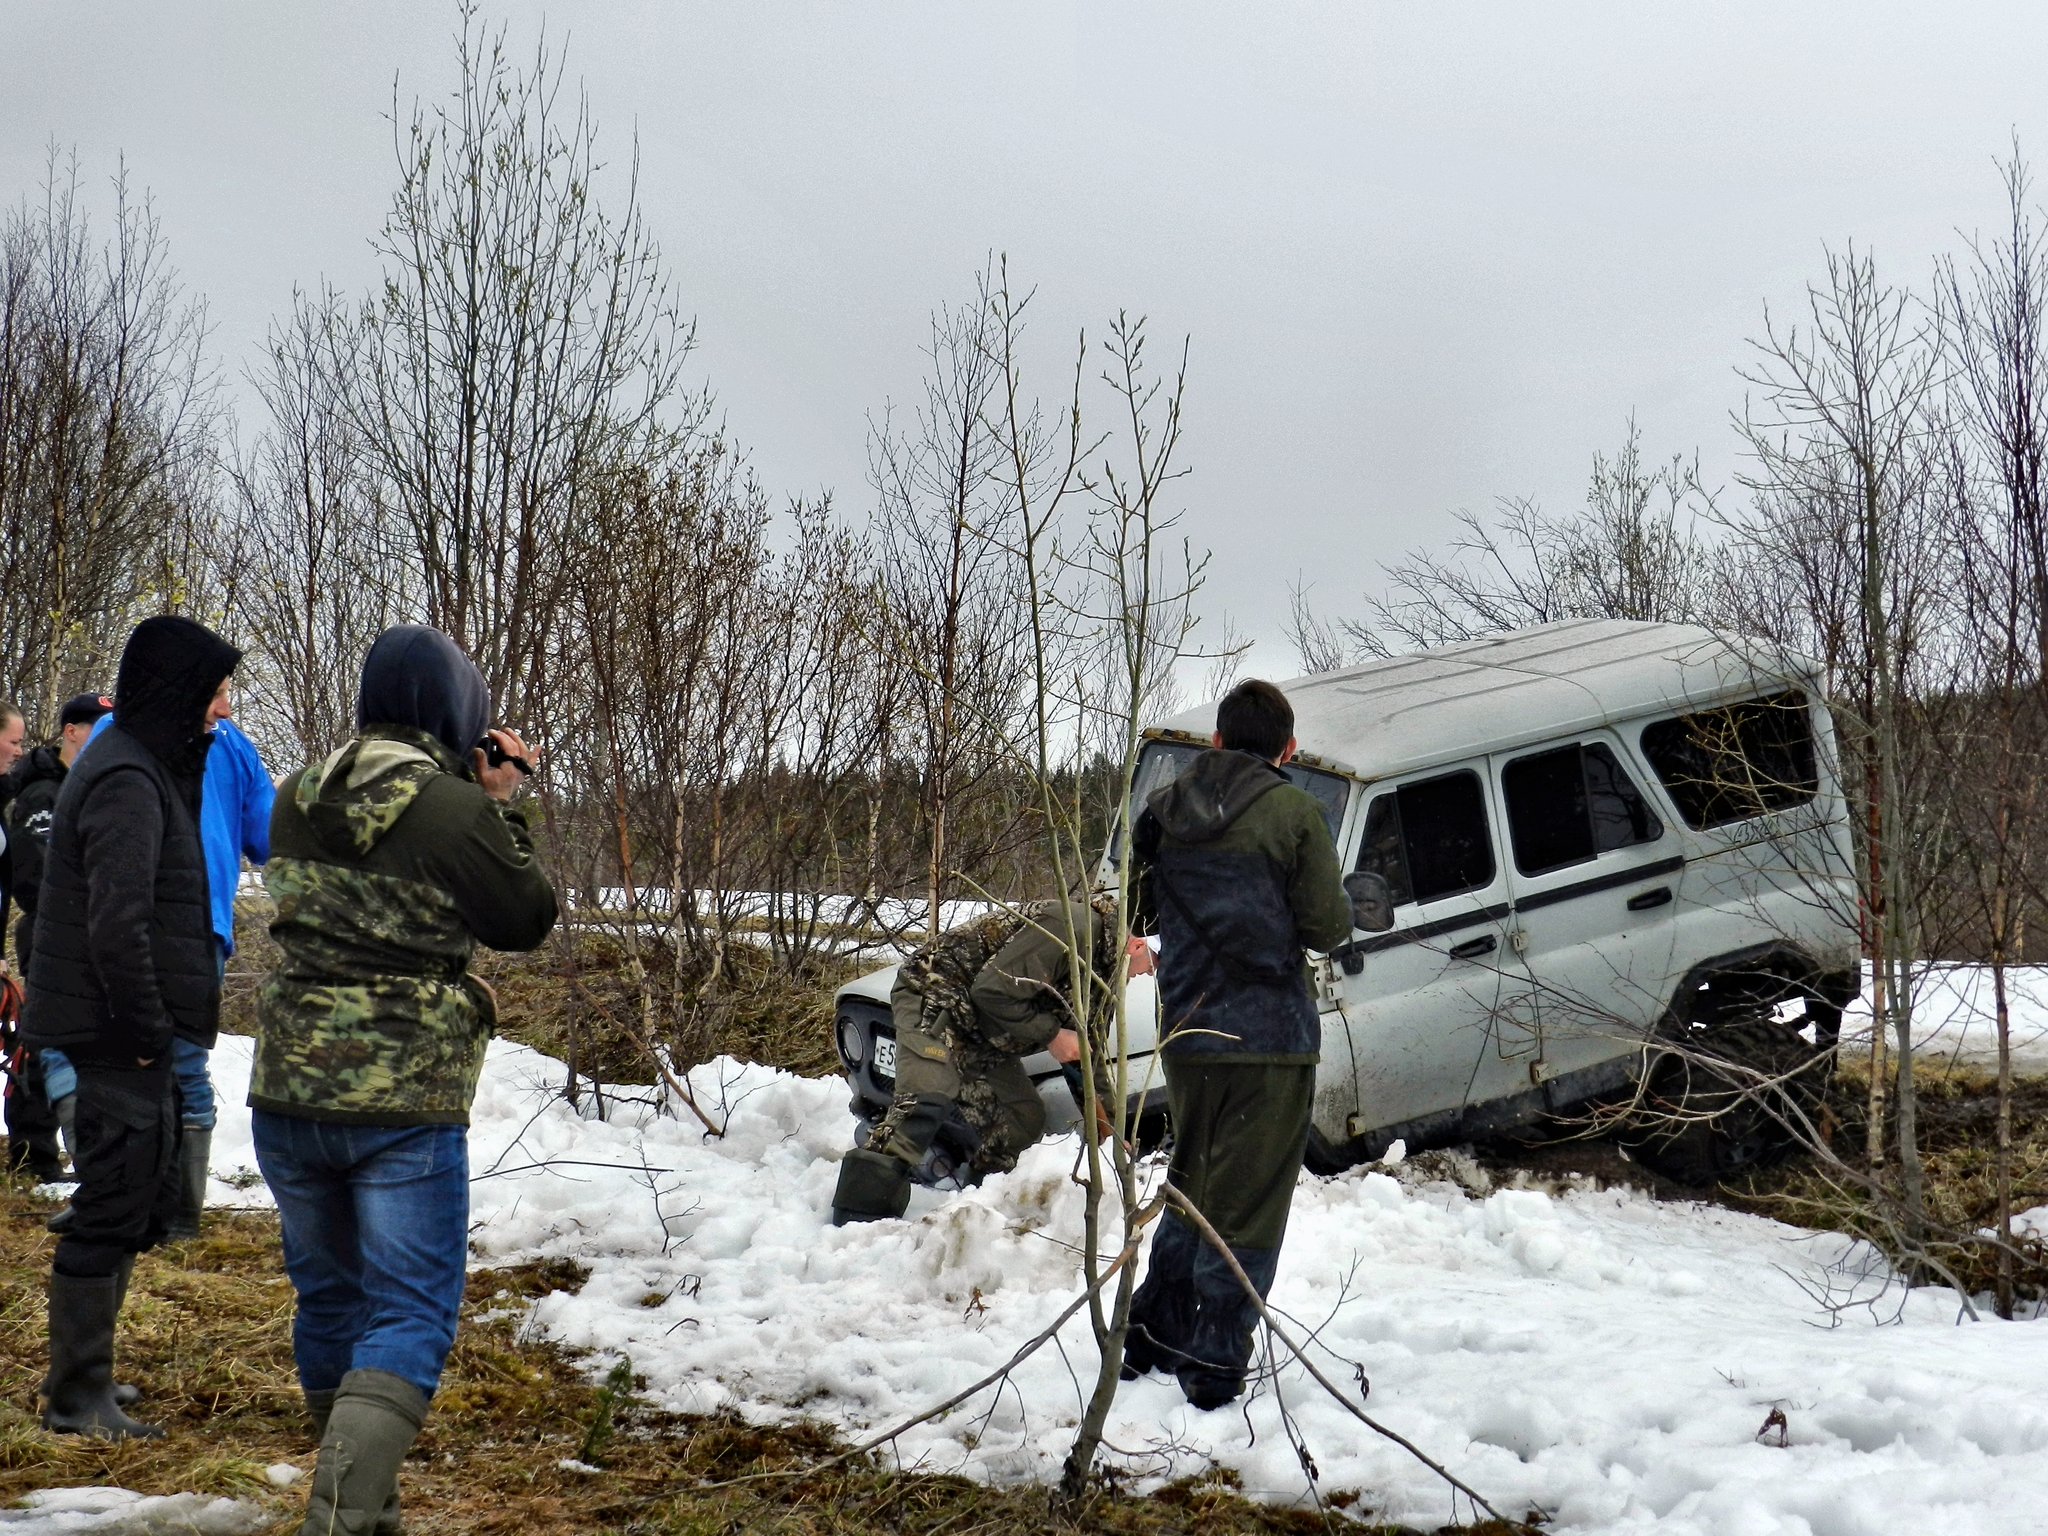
[24,616,241,1440]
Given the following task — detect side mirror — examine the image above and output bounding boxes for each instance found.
[1345,870,1395,933]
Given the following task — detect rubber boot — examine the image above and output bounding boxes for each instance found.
[1176,1245,1280,1412]
[305,1388,403,1536]
[830,1148,913,1226]
[109,1257,140,1408]
[165,1126,211,1240]
[299,1368,427,1536]
[1121,1213,1199,1380]
[40,1271,163,1438]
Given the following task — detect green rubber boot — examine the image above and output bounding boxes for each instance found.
[298,1369,426,1536]
[304,1387,403,1536]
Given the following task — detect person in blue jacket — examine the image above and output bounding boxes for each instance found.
[75,696,273,1239]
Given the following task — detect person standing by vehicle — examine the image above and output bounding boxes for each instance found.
[24,618,242,1439]
[1123,679,1355,1410]
[831,897,1149,1225]
[5,694,114,1184]
[253,624,555,1536]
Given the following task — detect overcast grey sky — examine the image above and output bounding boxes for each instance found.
[7,3,2048,667]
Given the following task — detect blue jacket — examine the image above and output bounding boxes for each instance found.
[88,714,274,952]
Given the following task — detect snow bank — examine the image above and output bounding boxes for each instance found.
[185,977,2048,1535]
[1840,962,2048,1073]
[0,1488,270,1534]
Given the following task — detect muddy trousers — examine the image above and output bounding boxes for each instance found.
[866,1011,1047,1178]
[1127,1059,1313,1407]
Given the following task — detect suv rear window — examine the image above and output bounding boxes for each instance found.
[1639,692,1817,829]
[1502,741,1663,876]
[1356,769,1495,906]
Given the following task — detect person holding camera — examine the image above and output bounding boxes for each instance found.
[1122,679,1363,1411]
[251,624,556,1535]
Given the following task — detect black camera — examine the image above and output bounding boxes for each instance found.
[480,733,533,776]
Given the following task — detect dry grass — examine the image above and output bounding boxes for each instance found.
[1722,1057,2048,1299]
[0,1180,1517,1533]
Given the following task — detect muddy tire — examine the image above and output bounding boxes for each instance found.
[1621,1020,1829,1185]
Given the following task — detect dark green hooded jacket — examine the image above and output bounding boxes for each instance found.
[1136,749,1351,1064]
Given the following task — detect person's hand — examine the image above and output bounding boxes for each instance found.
[1048,1027,1082,1064]
[1125,934,1155,978]
[473,728,536,802]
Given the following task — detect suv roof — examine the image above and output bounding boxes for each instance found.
[1155,618,1819,781]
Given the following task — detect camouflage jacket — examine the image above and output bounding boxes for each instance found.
[251,725,557,1126]
[893,897,1119,1054]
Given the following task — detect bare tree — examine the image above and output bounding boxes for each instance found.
[1935,146,2048,1314]
[869,273,1033,939]
[1295,422,1718,666]
[348,3,695,720]
[225,287,407,765]
[0,147,218,730]
[1731,245,1949,1229]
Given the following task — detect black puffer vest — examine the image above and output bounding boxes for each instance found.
[22,725,219,1060]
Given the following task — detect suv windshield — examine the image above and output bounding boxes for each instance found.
[1128,739,1350,845]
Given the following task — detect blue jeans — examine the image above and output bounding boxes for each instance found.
[39,1047,77,1104]
[172,1039,215,1129]
[171,938,228,1129]
[252,1113,469,1399]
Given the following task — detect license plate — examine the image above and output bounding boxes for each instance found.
[872,1033,897,1078]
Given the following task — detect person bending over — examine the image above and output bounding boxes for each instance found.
[832,897,1144,1225]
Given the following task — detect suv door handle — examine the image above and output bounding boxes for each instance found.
[1448,934,1497,960]
[1627,886,1673,911]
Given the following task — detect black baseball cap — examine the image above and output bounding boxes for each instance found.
[59,693,115,728]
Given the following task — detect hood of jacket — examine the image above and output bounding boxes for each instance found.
[1147,748,1287,843]
[299,724,467,859]
[5,744,66,798]
[114,616,242,790]
[357,625,491,763]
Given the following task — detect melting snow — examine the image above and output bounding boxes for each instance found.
[159,982,2048,1534]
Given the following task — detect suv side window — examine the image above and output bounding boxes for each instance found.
[1502,741,1663,876]
[1356,769,1496,906]
[1639,691,1817,829]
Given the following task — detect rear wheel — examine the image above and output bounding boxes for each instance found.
[1622,1014,1831,1184]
